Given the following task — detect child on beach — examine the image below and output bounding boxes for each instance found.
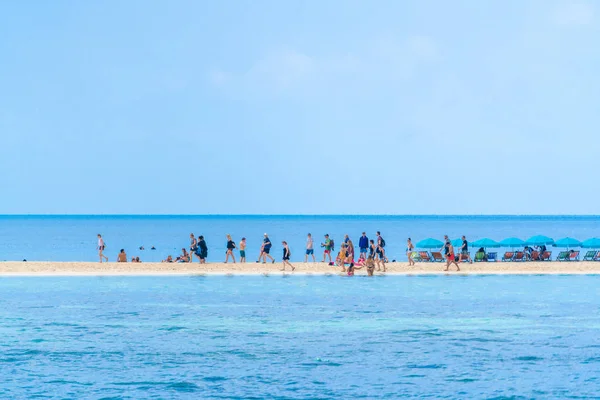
[239,238,246,263]
[225,234,237,263]
[97,234,108,263]
[281,241,295,271]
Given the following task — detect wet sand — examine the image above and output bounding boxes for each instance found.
[1,261,600,276]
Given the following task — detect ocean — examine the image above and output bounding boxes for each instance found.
[1,215,599,262]
[1,275,599,398]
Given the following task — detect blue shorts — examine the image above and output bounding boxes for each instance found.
[306,249,314,255]
[360,248,368,253]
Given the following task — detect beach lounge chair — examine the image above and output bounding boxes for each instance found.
[595,251,600,261]
[569,251,580,261]
[556,251,569,261]
[487,252,497,262]
[530,251,540,261]
[513,252,525,262]
[540,251,552,261]
[502,252,514,262]
[411,252,421,262]
[583,250,596,261]
[431,252,445,262]
[474,252,486,262]
[459,252,470,262]
[419,251,432,262]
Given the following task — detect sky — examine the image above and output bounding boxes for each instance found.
[1,0,599,215]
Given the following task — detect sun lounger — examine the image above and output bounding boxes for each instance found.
[569,251,580,261]
[529,251,539,261]
[595,251,600,261]
[459,252,470,262]
[431,252,445,262]
[418,251,432,262]
[556,251,569,261]
[513,252,525,261]
[502,252,514,261]
[474,252,486,262]
[583,250,596,261]
[487,252,497,262]
[410,252,421,262]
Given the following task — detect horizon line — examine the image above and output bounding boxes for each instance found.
[1,214,600,217]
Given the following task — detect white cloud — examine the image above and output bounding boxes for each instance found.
[552,1,594,25]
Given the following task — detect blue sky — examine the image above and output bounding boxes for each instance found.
[1,0,599,214]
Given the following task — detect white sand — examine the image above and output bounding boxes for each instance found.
[1,261,600,276]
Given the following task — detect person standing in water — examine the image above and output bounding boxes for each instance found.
[225,234,237,263]
[97,234,108,263]
[407,238,415,266]
[239,237,247,263]
[305,233,316,263]
[281,241,295,271]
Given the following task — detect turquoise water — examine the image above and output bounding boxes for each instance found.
[1,275,599,398]
[1,215,600,262]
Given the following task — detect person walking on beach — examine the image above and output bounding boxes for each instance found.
[370,239,381,271]
[321,234,333,263]
[443,236,460,271]
[225,234,237,263]
[189,233,197,263]
[239,237,247,263]
[407,238,415,266]
[97,234,108,263]
[281,241,295,271]
[359,232,369,260]
[305,233,315,263]
[197,235,208,263]
[461,235,472,264]
[258,233,275,263]
[376,231,387,271]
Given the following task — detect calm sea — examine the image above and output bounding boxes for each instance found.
[1,215,599,262]
[1,275,599,398]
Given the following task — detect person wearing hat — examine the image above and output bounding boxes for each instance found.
[321,234,333,263]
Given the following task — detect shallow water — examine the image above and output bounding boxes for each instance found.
[1,275,599,398]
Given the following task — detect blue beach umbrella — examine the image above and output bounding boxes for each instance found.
[525,235,554,246]
[471,238,500,248]
[451,238,467,248]
[416,238,444,249]
[500,237,525,248]
[582,238,600,248]
[554,237,583,248]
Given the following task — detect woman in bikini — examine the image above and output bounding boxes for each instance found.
[407,238,415,266]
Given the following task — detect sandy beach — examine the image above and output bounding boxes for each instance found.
[1,261,600,276]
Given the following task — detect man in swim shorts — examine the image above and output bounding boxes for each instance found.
[358,232,369,260]
[305,233,315,263]
[239,237,246,263]
[321,234,332,263]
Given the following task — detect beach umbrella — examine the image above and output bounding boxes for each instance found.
[582,238,600,248]
[416,238,444,249]
[554,237,583,248]
[500,237,525,248]
[451,238,467,248]
[471,238,500,248]
[525,235,554,246]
